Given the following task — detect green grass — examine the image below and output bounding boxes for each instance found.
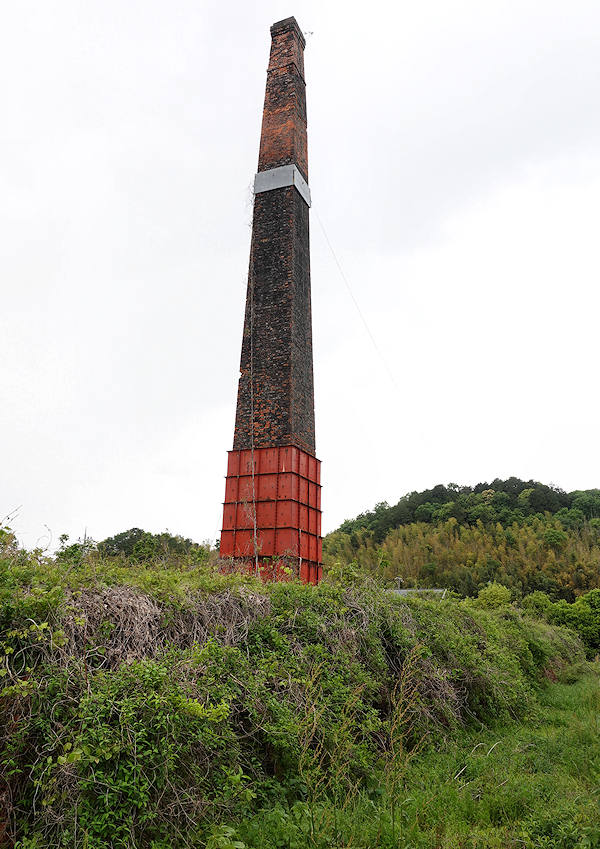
[236,666,600,849]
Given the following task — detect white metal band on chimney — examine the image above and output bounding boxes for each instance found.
[254,164,311,207]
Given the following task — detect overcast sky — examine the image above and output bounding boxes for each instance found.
[2,0,600,550]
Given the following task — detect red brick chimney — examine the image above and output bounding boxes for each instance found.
[220,17,322,584]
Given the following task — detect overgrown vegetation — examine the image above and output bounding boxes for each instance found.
[236,669,600,848]
[1,518,598,848]
[325,478,600,601]
[523,588,600,659]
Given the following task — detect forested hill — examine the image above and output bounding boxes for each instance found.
[335,479,600,540]
[324,478,600,600]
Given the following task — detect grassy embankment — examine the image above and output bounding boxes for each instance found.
[1,535,598,848]
[238,669,600,848]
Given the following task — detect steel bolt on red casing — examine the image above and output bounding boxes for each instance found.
[220,445,322,585]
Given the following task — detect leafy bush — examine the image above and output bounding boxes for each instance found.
[474,582,512,609]
[521,588,600,658]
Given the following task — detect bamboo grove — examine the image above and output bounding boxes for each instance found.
[324,479,600,601]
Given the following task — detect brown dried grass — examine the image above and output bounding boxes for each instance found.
[57,586,270,670]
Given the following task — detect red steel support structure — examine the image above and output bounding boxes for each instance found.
[220,17,322,584]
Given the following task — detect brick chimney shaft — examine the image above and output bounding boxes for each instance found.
[258,17,308,181]
[233,16,315,456]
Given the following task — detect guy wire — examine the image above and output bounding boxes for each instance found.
[248,238,260,575]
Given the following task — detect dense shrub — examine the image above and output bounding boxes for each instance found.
[523,588,600,658]
[0,542,586,847]
[473,582,512,608]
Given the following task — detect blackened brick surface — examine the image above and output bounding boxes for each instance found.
[233,17,315,456]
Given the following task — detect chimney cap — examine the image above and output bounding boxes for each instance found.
[270,16,306,48]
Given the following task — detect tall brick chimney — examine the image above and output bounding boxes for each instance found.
[220,17,322,585]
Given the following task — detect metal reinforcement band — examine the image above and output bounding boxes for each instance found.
[254,164,311,207]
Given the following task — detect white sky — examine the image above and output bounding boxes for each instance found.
[2,0,599,550]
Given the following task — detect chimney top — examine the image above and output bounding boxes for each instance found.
[270,16,306,48]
